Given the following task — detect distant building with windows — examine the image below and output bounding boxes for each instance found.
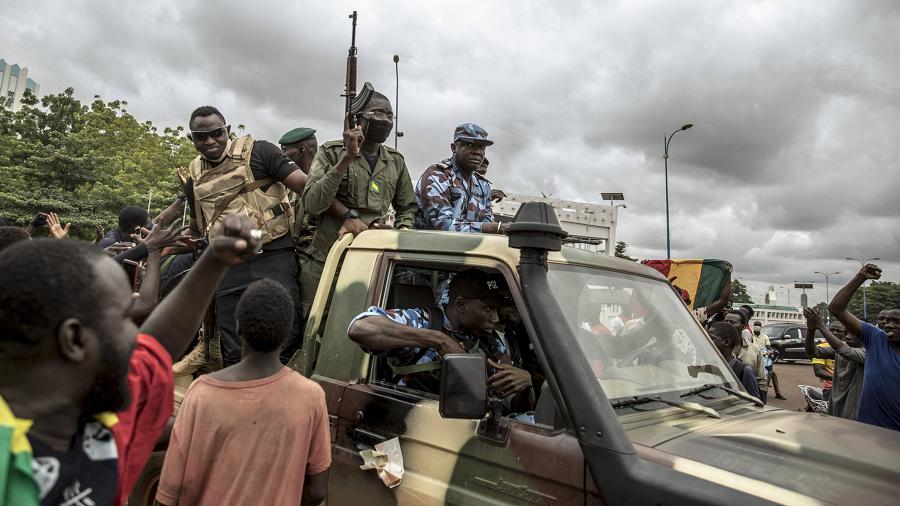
[0,58,40,111]
[494,194,620,254]
[746,304,803,326]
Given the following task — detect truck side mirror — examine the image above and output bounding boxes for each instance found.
[439,354,489,419]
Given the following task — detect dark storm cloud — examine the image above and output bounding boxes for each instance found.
[2,0,898,290]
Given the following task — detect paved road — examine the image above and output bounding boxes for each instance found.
[765,361,822,412]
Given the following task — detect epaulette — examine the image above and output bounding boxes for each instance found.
[322,139,345,150]
[434,158,453,170]
[382,144,405,159]
[475,171,492,184]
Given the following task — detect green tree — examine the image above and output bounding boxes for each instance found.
[614,241,637,261]
[848,281,900,323]
[731,278,754,304]
[0,88,195,239]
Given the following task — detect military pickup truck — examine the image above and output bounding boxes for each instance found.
[131,202,900,505]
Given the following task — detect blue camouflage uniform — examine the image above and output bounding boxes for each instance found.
[349,306,511,393]
[415,123,497,232]
[414,157,494,231]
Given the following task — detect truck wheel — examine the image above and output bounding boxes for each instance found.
[127,450,165,506]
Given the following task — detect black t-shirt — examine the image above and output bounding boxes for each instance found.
[29,420,118,505]
[250,140,300,188]
[188,140,299,249]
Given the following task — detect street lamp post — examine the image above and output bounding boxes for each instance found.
[814,270,840,309]
[663,123,693,259]
[393,54,404,149]
[845,257,880,320]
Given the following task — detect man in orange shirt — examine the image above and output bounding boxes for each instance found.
[157,279,331,506]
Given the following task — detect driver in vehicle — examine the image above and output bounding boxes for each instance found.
[348,269,535,411]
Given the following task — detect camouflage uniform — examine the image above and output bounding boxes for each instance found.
[415,157,495,231]
[350,306,511,393]
[299,141,418,312]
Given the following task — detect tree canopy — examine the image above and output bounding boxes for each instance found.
[614,241,637,261]
[0,88,195,239]
[731,278,754,304]
[847,281,900,323]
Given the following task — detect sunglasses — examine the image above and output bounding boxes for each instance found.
[358,111,394,122]
[190,125,229,142]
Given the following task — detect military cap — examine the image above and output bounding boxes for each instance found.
[279,127,317,145]
[453,123,493,146]
[448,269,510,303]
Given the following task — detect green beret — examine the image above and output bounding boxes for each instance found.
[278,127,317,145]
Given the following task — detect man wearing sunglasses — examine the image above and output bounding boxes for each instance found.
[415,123,506,234]
[185,106,308,367]
[300,83,418,317]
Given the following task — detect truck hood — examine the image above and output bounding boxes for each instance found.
[645,408,900,504]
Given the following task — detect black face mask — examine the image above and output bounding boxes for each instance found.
[364,120,393,144]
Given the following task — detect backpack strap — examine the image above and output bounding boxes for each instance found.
[388,359,442,376]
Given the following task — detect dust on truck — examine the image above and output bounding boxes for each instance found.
[136,202,900,505]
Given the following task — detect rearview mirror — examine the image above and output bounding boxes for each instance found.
[439,354,488,419]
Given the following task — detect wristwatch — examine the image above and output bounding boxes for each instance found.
[342,209,360,221]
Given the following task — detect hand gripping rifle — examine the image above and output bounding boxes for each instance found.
[344,11,359,129]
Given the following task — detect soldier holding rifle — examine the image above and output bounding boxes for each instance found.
[300,12,417,315]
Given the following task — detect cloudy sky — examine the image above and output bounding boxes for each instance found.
[3,0,897,305]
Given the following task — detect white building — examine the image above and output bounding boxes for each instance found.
[0,59,40,111]
[494,194,620,254]
[745,304,803,326]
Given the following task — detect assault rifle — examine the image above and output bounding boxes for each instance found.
[344,11,358,129]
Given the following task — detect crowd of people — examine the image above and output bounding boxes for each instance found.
[0,84,511,505]
[1,81,898,506]
[699,265,899,430]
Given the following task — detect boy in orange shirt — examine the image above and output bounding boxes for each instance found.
[157,279,331,505]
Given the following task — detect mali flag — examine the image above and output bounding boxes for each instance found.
[641,259,732,310]
[0,396,39,506]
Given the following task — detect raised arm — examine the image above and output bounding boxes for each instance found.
[705,276,732,318]
[140,214,261,358]
[828,264,881,337]
[130,249,161,324]
[804,307,846,351]
[803,307,821,356]
[153,197,186,228]
[302,130,363,215]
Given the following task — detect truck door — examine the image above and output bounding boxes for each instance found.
[329,259,597,505]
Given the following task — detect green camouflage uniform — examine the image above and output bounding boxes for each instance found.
[299,140,417,310]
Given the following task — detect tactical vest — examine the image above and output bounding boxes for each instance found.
[188,135,293,245]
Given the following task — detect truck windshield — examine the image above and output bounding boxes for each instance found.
[547,264,738,401]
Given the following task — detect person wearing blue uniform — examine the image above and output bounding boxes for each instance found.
[415,123,506,234]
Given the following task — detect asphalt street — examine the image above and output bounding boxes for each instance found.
[765,361,822,412]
